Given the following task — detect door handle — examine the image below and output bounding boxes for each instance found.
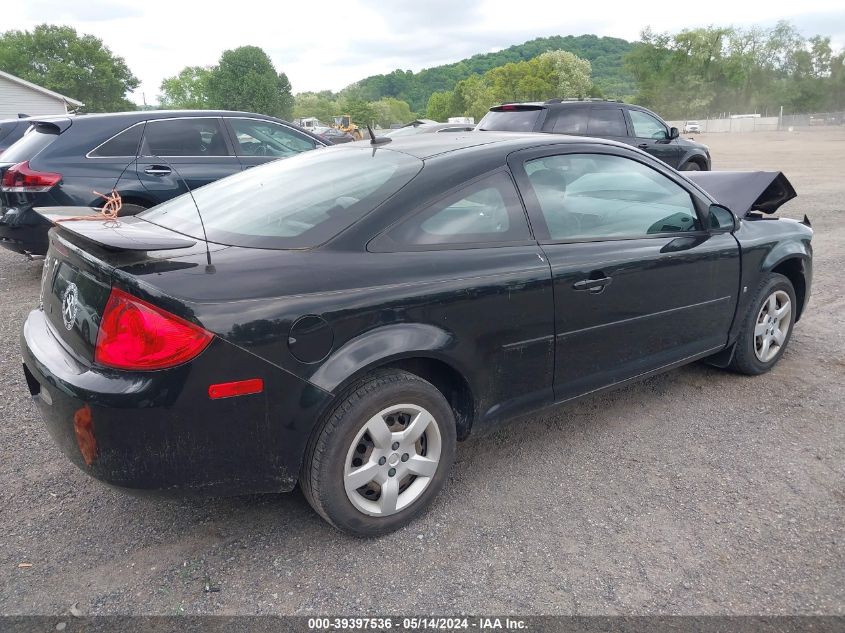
[637,143,649,149]
[144,166,171,176]
[573,275,612,294]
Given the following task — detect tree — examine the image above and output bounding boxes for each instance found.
[293,92,339,123]
[158,66,212,109]
[370,97,414,127]
[206,46,294,119]
[426,91,458,120]
[0,24,139,111]
[536,50,593,98]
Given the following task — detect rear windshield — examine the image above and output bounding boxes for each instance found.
[477,109,543,132]
[1,125,58,162]
[140,146,423,249]
[0,121,22,145]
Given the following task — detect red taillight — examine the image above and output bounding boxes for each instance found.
[1,161,61,193]
[501,104,517,111]
[208,379,264,400]
[95,287,213,370]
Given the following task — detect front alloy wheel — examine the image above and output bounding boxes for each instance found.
[729,272,797,375]
[754,290,792,363]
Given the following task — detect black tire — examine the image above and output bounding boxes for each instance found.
[681,161,702,171]
[729,273,797,375]
[301,370,457,537]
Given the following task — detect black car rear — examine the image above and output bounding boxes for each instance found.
[0,116,33,153]
[0,110,327,256]
[477,100,711,172]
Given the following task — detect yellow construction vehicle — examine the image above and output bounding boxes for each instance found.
[333,115,363,140]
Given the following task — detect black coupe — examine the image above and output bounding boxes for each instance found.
[21,132,812,536]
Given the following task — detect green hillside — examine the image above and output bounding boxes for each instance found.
[345,34,637,112]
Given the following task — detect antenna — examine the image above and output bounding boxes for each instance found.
[367,124,391,146]
[147,154,216,274]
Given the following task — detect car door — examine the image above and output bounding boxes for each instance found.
[136,117,239,202]
[509,145,740,402]
[626,109,682,168]
[369,170,556,424]
[224,117,321,170]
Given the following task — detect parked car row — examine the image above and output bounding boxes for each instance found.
[1,101,712,257]
[0,110,328,255]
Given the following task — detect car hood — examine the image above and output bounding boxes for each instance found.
[676,137,707,150]
[685,171,797,217]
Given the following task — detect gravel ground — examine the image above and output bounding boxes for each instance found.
[0,129,843,616]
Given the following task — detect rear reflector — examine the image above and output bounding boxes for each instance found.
[208,378,264,399]
[1,161,61,193]
[95,287,213,370]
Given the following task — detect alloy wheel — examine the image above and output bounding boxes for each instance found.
[343,404,442,517]
[754,289,792,362]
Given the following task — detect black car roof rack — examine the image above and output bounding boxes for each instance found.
[544,98,624,104]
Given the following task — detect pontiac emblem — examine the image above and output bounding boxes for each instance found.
[61,282,79,331]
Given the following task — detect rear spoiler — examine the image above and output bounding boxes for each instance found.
[684,171,797,217]
[35,207,196,251]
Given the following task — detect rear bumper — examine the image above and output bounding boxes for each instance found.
[21,308,333,495]
[0,207,50,255]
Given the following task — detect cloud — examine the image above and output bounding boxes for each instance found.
[23,0,141,22]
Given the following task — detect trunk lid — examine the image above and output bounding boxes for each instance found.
[40,229,115,363]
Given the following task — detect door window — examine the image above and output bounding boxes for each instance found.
[229,118,317,157]
[525,153,700,241]
[586,108,627,136]
[143,118,230,156]
[379,172,530,248]
[629,110,669,140]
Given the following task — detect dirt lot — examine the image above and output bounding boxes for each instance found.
[0,129,843,616]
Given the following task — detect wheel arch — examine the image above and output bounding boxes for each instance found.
[681,153,709,170]
[308,324,477,440]
[768,255,809,320]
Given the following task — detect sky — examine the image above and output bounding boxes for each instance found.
[6,0,845,105]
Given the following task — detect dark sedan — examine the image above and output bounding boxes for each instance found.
[21,132,812,536]
[0,110,327,256]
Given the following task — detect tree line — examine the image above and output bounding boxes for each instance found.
[1,22,842,125]
[627,21,845,118]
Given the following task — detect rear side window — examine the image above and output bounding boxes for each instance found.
[477,108,542,132]
[143,118,230,157]
[546,109,588,134]
[89,124,143,157]
[141,147,422,249]
[378,172,530,248]
[586,108,627,137]
[0,125,58,162]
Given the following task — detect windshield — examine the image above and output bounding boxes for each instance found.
[140,146,422,249]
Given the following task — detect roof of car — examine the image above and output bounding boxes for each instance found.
[29,110,297,125]
[362,131,625,160]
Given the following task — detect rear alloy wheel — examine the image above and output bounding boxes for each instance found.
[301,370,456,536]
[729,273,797,375]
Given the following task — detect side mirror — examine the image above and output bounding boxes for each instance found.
[708,203,738,232]
[669,127,680,139]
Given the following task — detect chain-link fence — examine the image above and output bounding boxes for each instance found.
[667,110,845,133]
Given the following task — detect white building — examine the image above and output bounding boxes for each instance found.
[0,69,83,119]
